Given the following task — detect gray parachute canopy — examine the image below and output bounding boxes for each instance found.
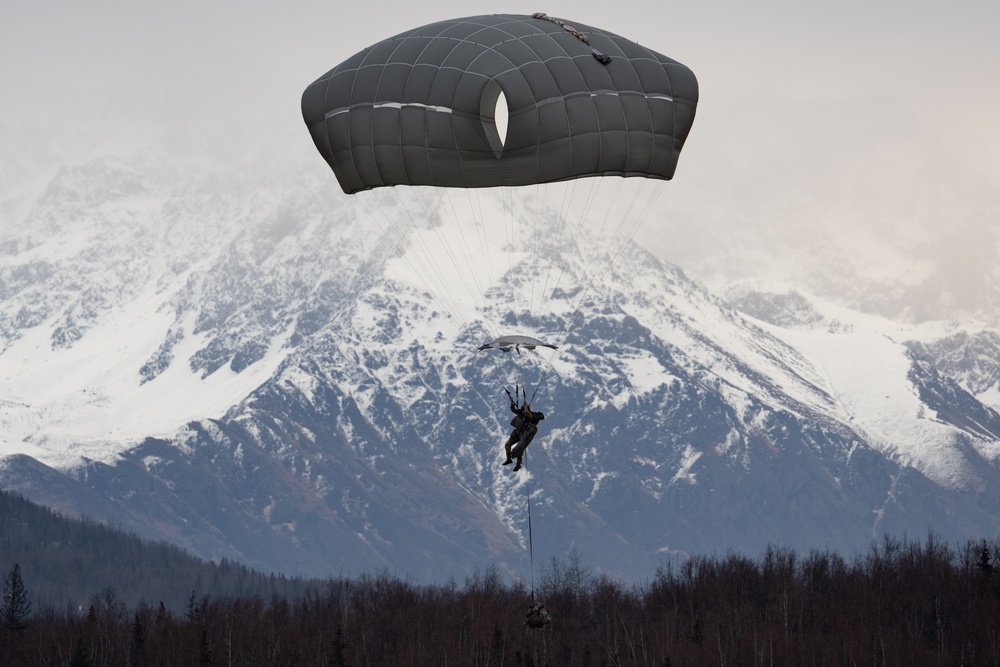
[478,335,558,353]
[302,13,698,194]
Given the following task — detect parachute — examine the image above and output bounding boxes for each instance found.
[301,13,698,195]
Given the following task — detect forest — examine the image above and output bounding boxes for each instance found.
[0,489,312,612]
[5,490,1000,665]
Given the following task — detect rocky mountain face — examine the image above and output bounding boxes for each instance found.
[3,157,1000,582]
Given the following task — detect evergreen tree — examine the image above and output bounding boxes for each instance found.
[198,626,213,666]
[69,637,95,667]
[2,563,32,629]
[490,621,506,664]
[187,591,200,622]
[327,622,350,667]
[977,540,994,579]
[132,609,147,665]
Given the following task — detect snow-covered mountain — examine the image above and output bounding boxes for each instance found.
[3,156,1000,582]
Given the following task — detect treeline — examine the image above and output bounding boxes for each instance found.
[6,489,1000,664]
[0,489,311,611]
[5,536,1000,665]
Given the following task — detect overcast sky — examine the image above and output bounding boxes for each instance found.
[4,1,999,316]
[4,1,998,174]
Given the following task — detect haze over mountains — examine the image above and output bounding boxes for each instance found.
[2,139,1000,581]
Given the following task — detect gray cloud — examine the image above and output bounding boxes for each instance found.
[3,1,999,320]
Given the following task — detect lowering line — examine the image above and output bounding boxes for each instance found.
[526,456,536,606]
[521,453,551,629]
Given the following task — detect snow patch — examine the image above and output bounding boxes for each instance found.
[670,445,701,486]
[776,327,980,489]
[0,295,292,467]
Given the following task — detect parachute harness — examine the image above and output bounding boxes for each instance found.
[532,12,612,65]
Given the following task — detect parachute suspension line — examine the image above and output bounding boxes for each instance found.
[484,180,660,405]
[575,177,626,290]
[496,368,542,411]
[550,179,666,354]
[533,181,563,319]
[490,352,524,401]
[534,176,603,325]
[489,176,664,399]
[527,374,544,405]
[492,365,515,402]
[606,177,659,256]
[467,188,503,338]
[527,183,542,317]
[539,178,610,326]
[531,182,557,319]
[394,191,476,331]
[562,178,653,327]
[535,178,583,319]
[524,345,560,404]
[601,179,665,276]
[378,188,472,329]
[559,178,594,237]
[502,177,610,400]
[410,187,498,337]
[503,185,519,330]
[531,178,588,324]
[534,177,583,321]
[357,191,469,330]
[437,188,504,340]
[511,181,555,331]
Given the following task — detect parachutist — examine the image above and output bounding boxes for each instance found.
[502,399,526,466]
[502,396,545,471]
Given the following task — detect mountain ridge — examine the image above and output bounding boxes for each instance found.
[2,157,1000,581]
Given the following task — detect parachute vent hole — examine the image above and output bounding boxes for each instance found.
[495,91,508,147]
